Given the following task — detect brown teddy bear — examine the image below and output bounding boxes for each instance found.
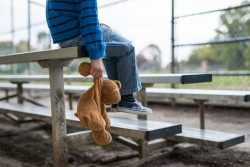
[74,62,121,145]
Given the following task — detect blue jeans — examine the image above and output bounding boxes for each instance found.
[59,24,142,95]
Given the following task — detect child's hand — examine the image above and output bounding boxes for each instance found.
[90,58,103,78]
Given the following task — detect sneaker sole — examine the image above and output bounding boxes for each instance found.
[117,107,153,115]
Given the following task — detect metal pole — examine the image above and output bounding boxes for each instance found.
[27,0,31,52]
[27,0,32,74]
[171,0,176,88]
[11,0,15,51]
[10,0,17,73]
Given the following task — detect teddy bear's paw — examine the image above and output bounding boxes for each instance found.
[92,130,112,145]
[78,62,91,77]
[78,115,106,131]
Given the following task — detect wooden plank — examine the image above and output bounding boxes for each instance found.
[147,88,250,102]
[0,102,182,141]
[167,127,245,149]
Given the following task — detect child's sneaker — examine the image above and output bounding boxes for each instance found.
[110,104,118,112]
[111,99,152,115]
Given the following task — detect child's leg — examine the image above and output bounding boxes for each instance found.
[58,35,83,48]
[101,24,152,115]
[101,24,141,94]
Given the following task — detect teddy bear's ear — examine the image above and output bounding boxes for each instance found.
[78,62,91,77]
[114,80,121,89]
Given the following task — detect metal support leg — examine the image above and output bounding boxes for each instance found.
[49,66,68,167]
[169,98,176,107]
[68,93,73,110]
[0,94,17,101]
[136,84,153,120]
[138,139,148,159]
[17,83,24,104]
[136,84,153,161]
[5,90,9,102]
[194,99,208,130]
[38,60,72,167]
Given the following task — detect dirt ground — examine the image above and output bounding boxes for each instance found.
[0,96,250,167]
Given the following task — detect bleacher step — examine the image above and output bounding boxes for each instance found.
[0,102,182,141]
[167,127,245,149]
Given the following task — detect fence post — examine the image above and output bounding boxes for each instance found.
[171,0,176,89]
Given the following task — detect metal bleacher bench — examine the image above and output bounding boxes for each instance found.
[0,72,212,110]
[0,46,245,166]
[0,45,183,167]
[147,88,250,129]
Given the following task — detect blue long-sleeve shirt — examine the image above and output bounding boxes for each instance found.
[46,0,106,59]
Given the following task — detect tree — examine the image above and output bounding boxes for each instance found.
[0,41,13,55]
[188,46,218,64]
[213,1,250,70]
[187,1,250,70]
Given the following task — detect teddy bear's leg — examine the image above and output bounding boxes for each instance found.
[102,111,111,129]
[100,103,111,129]
[76,97,106,131]
[92,130,112,145]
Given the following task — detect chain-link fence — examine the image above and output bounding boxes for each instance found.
[172,0,250,90]
[0,0,249,90]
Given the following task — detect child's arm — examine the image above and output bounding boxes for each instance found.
[78,0,105,78]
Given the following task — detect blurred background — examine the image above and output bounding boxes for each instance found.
[0,0,250,90]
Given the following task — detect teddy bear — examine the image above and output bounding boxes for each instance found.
[74,62,121,145]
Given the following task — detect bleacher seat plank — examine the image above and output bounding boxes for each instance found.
[0,45,126,64]
[147,88,250,102]
[0,102,182,141]
[0,83,17,90]
[167,127,245,149]
[22,84,89,95]
[0,83,89,95]
[109,116,182,141]
[0,73,212,85]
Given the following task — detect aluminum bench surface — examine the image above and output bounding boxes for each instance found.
[147,88,250,102]
[0,83,89,94]
[0,83,17,89]
[168,127,245,149]
[0,102,181,141]
[0,73,212,84]
[0,45,126,64]
[22,84,89,94]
